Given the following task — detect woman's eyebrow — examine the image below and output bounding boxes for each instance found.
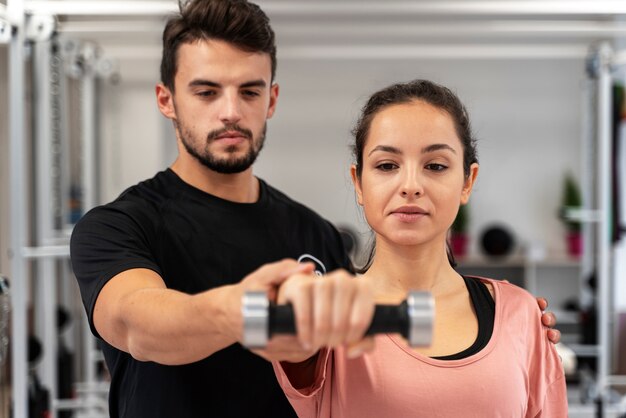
[422,143,457,154]
[368,145,401,157]
[368,143,457,157]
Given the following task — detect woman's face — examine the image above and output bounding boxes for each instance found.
[351,100,478,249]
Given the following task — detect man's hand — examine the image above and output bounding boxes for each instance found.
[228,259,316,347]
[503,279,561,345]
[537,297,561,344]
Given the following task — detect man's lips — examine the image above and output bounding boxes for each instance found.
[216,131,248,140]
[214,131,249,145]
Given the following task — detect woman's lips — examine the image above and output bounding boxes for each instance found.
[390,206,428,222]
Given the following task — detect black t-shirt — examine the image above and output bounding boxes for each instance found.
[70,169,351,418]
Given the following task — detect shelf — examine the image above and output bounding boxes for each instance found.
[456,254,526,268]
[566,344,600,357]
[456,253,580,268]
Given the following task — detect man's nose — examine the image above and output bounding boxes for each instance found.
[219,93,242,124]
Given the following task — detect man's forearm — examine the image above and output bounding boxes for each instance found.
[116,284,242,365]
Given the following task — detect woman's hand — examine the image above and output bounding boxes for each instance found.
[276,269,376,358]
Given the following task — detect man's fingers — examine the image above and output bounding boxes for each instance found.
[537,297,548,311]
[541,311,556,328]
[249,259,315,291]
[548,329,561,344]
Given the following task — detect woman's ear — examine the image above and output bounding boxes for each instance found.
[350,165,364,206]
[460,163,479,205]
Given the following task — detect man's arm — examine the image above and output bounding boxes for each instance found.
[93,260,314,365]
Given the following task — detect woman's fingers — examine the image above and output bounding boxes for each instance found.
[276,269,376,352]
[346,336,376,359]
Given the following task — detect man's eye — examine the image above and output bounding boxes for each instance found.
[197,91,215,97]
[242,90,260,97]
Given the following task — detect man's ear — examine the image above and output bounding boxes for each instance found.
[460,163,479,205]
[350,164,363,206]
[156,83,176,120]
[267,83,279,119]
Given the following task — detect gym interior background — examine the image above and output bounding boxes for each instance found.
[1,0,626,417]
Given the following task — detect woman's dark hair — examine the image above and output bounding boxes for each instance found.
[160,0,277,92]
[352,79,478,272]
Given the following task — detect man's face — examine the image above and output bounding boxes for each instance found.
[161,39,278,174]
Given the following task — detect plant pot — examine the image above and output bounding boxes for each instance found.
[450,233,468,258]
[566,232,582,258]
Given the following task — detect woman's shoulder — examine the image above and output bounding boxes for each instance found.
[466,276,538,309]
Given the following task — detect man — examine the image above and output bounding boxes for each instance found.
[70,1,560,417]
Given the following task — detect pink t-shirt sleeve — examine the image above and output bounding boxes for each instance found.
[534,374,568,417]
[272,348,332,417]
[522,287,568,417]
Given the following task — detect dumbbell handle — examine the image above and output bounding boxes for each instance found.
[270,302,410,338]
[242,291,433,349]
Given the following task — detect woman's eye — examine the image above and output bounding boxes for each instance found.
[426,163,447,171]
[376,163,397,172]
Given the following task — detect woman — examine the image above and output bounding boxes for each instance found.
[272,80,568,417]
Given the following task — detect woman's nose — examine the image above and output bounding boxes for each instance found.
[400,171,423,197]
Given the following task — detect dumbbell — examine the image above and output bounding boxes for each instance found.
[242,291,434,349]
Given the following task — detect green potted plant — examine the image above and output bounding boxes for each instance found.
[449,203,469,258]
[560,173,582,258]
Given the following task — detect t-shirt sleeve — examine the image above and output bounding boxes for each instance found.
[70,201,162,338]
[524,302,569,417]
[534,374,568,418]
[272,348,332,417]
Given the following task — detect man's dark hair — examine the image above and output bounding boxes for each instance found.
[160,0,277,91]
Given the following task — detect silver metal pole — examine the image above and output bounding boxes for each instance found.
[33,39,59,418]
[80,43,101,414]
[596,41,613,406]
[81,43,97,217]
[7,0,29,416]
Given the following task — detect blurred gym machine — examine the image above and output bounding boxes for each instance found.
[3,2,118,417]
[569,42,626,417]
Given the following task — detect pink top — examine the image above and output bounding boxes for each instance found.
[273,279,568,417]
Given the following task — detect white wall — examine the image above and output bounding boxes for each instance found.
[98,59,169,203]
[101,56,584,257]
[258,58,584,258]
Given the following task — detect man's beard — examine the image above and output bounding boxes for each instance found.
[178,122,266,174]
